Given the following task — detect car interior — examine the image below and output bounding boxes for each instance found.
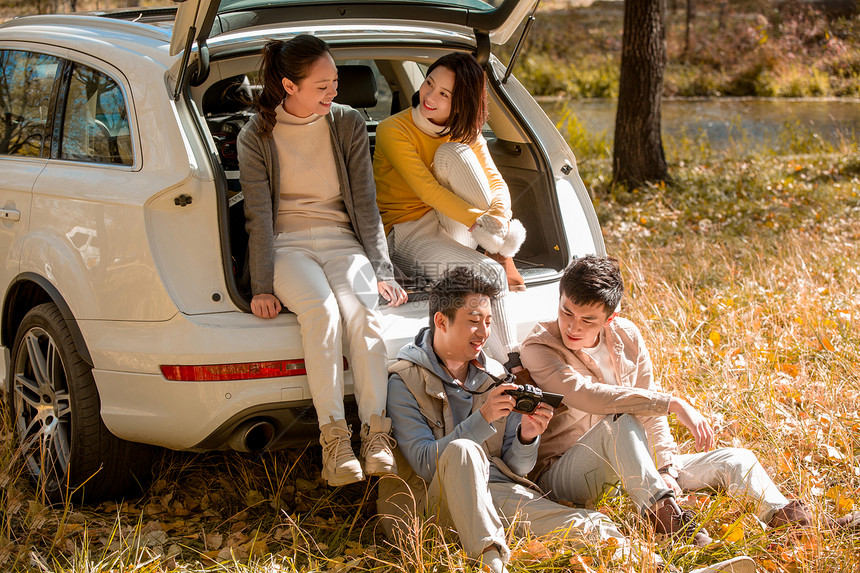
[194,53,567,301]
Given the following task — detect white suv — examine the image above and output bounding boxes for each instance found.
[0,0,604,501]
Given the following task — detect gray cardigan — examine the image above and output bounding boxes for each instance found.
[237,103,395,296]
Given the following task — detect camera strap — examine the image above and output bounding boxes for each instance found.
[436,359,507,396]
[469,359,513,387]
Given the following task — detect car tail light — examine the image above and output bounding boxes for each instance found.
[160,358,348,381]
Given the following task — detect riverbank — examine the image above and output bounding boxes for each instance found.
[540,97,860,161]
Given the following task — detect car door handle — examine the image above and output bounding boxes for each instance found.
[0,208,21,222]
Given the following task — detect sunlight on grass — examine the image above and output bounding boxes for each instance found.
[2,120,859,571]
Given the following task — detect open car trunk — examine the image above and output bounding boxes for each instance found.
[189,48,569,306]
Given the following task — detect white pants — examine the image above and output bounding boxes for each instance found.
[272,227,387,426]
[427,439,628,563]
[539,414,790,523]
[675,447,790,523]
[539,414,672,510]
[389,143,517,360]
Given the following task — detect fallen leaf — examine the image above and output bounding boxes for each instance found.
[59,523,84,538]
[295,478,316,492]
[779,363,799,377]
[225,531,249,548]
[719,519,744,543]
[709,330,721,346]
[141,520,163,534]
[244,490,265,507]
[826,485,855,513]
[513,539,552,562]
[142,530,169,547]
[204,532,224,550]
[244,537,268,557]
[569,553,596,572]
[822,444,846,461]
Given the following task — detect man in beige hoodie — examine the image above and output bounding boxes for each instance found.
[521,255,857,544]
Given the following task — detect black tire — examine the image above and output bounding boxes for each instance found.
[8,302,155,503]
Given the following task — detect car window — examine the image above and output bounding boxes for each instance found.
[60,63,132,166]
[0,50,61,157]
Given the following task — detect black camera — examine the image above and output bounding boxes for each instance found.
[503,384,564,414]
[475,367,565,414]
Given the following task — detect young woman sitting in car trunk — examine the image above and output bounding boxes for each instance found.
[373,52,527,365]
[237,35,407,487]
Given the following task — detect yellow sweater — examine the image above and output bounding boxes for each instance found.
[373,108,510,234]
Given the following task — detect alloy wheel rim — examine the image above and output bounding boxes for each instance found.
[13,326,72,489]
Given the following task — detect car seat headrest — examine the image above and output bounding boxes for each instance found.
[203,74,253,115]
[333,65,378,110]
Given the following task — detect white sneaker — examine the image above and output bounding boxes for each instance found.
[689,556,757,573]
[479,548,509,573]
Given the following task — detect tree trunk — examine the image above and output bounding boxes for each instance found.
[718,1,729,31]
[685,0,696,56]
[612,0,668,188]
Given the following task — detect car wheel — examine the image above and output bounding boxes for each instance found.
[9,302,154,502]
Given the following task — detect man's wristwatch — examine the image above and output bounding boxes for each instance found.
[658,465,679,479]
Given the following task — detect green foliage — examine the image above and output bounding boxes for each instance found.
[556,108,612,163]
[519,54,619,98]
[509,1,860,99]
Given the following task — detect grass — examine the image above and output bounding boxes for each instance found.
[2,122,859,571]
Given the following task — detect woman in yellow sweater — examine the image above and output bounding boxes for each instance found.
[374,52,526,363]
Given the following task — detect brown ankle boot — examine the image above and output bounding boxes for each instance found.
[359,413,397,476]
[487,252,525,292]
[319,417,364,487]
[647,496,712,547]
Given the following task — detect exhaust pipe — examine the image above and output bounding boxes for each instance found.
[227,419,276,452]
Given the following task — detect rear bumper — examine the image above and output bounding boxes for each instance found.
[82,279,559,450]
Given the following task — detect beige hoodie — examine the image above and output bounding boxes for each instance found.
[520,317,679,480]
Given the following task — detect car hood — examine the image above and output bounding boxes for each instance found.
[170,0,538,56]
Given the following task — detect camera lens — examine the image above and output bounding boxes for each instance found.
[514,397,538,413]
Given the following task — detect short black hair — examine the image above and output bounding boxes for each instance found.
[559,255,623,316]
[428,267,501,335]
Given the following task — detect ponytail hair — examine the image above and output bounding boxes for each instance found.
[411,52,488,145]
[255,34,332,134]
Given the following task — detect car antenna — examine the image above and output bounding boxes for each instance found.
[502,0,540,85]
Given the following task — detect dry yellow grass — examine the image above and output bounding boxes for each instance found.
[2,128,858,571]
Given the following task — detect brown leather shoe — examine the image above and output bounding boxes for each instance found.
[487,252,526,292]
[827,510,860,530]
[767,499,815,528]
[768,500,813,528]
[770,500,860,531]
[647,496,712,547]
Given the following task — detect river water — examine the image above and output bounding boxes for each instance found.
[540,98,860,151]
